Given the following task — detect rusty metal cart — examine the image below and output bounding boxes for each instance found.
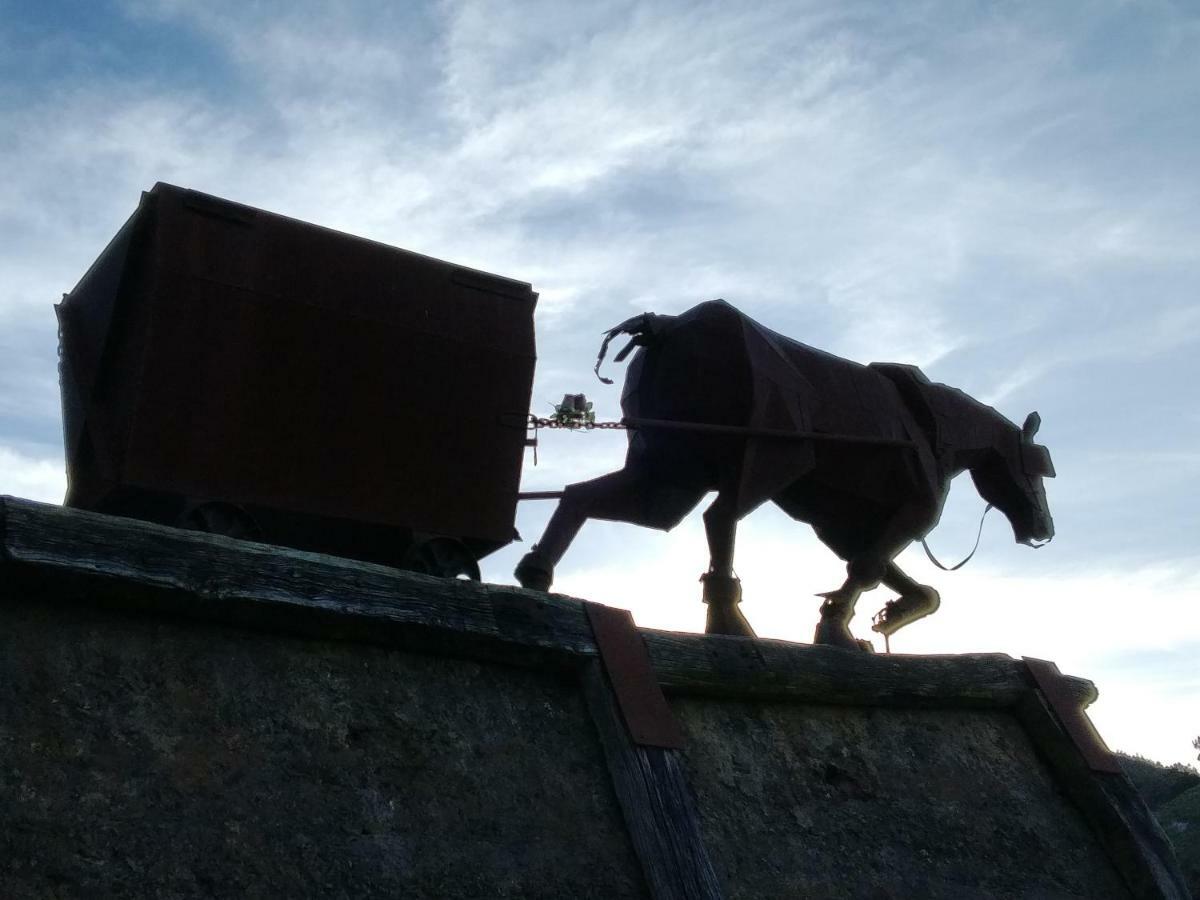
[56,183,537,578]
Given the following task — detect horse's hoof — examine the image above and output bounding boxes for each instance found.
[813,616,867,651]
[514,551,553,592]
[705,603,757,638]
[871,587,941,636]
[702,574,756,638]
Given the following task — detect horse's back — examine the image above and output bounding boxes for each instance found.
[621,300,753,426]
[632,300,914,442]
[618,301,929,508]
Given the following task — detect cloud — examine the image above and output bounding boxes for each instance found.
[0,446,65,504]
[979,302,1200,407]
[12,0,1193,358]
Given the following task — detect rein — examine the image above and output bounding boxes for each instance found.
[921,504,993,571]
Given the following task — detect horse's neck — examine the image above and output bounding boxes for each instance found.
[927,384,1014,475]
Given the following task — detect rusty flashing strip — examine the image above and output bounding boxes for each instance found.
[585,602,684,750]
[1023,656,1121,774]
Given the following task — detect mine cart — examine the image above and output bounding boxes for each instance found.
[56,183,537,578]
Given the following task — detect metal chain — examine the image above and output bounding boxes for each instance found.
[528,415,627,431]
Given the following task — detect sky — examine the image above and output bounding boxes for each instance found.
[1,0,1197,766]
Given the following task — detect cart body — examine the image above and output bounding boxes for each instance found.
[57,183,537,569]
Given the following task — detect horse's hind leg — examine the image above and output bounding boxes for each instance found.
[515,468,642,590]
[515,466,701,592]
[872,562,941,638]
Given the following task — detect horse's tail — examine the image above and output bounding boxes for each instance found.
[594,312,673,384]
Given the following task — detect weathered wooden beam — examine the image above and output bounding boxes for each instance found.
[644,629,1041,709]
[580,661,723,900]
[0,497,597,673]
[0,496,1093,711]
[1014,690,1191,899]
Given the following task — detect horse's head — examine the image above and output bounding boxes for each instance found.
[969,411,1056,546]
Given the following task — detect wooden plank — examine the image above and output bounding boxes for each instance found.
[0,497,597,672]
[586,602,684,749]
[579,660,723,900]
[644,628,1046,709]
[1014,691,1191,899]
[0,497,1086,710]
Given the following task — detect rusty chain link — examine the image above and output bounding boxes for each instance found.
[518,414,625,466]
[528,415,627,431]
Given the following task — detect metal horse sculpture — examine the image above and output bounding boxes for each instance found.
[515,300,1055,650]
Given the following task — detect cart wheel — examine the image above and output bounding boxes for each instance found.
[401,537,481,581]
[178,502,262,541]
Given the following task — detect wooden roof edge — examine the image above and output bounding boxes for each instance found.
[0,495,1079,709]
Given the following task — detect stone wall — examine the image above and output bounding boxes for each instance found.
[0,497,1189,899]
[677,697,1128,898]
[0,597,643,899]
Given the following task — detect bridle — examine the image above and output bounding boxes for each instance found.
[920,503,993,571]
[921,502,1051,570]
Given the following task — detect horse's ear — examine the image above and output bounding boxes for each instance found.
[1022,411,1041,441]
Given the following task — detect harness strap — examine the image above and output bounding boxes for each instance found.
[921,504,993,571]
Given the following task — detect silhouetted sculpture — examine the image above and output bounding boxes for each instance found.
[515,300,1055,650]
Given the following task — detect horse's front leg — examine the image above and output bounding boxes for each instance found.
[812,503,935,651]
[872,562,941,639]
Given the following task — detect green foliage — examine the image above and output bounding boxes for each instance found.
[1156,784,1200,898]
[1117,752,1200,809]
[1159,783,1200,821]
[1118,751,1200,897]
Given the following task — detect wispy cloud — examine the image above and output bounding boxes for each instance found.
[980,303,1200,407]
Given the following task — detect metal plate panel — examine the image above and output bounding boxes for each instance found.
[585,602,684,750]
[1024,656,1121,774]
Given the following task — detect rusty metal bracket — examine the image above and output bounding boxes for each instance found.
[1023,656,1121,774]
[585,602,684,750]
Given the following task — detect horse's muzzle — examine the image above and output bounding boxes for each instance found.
[1018,516,1054,546]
